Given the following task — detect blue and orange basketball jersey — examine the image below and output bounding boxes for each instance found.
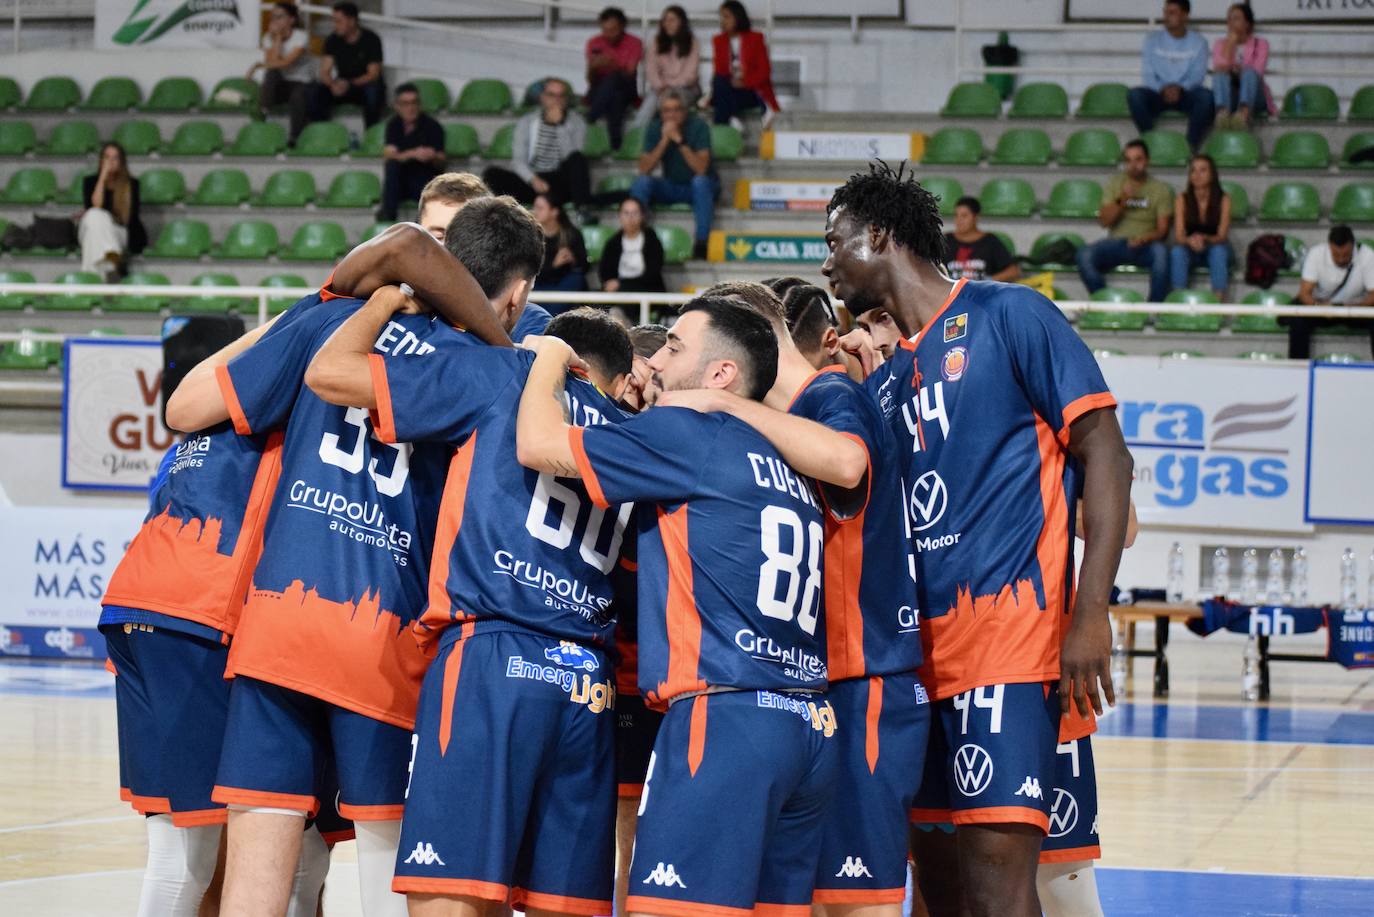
[571,407,829,708]
[863,279,1116,704]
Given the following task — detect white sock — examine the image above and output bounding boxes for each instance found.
[1037,859,1105,917]
[285,825,332,917]
[137,815,222,917]
[355,819,408,917]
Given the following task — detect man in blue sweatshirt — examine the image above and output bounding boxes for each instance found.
[1128,0,1213,150]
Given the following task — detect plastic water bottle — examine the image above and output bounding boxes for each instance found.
[1241,548,1260,605]
[1265,549,1286,605]
[1241,634,1260,701]
[1110,632,1128,698]
[1341,547,1359,611]
[1291,547,1309,605]
[1166,542,1186,603]
[1211,547,1231,599]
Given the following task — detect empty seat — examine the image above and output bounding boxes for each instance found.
[1350,85,1374,123]
[1238,350,1282,360]
[282,221,349,261]
[108,272,174,312]
[42,271,103,311]
[1242,290,1294,306]
[139,168,187,205]
[1140,130,1190,168]
[1341,132,1374,170]
[596,174,635,196]
[290,122,350,157]
[141,76,202,112]
[484,123,515,160]
[263,274,311,313]
[1026,232,1086,269]
[711,124,744,162]
[977,178,1036,217]
[1043,179,1102,219]
[1202,130,1260,169]
[181,273,240,312]
[444,123,480,158]
[1009,82,1068,119]
[57,169,94,206]
[1221,180,1250,220]
[1317,352,1361,364]
[1089,287,1145,303]
[1331,183,1374,223]
[1078,307,1149,331]
[190,169,252,207]
[454,79,513,114]
[582,224,613,263]
[167,121,224,156]
[146,219,213,259]
[613,126,644,161]
[81,76,142,112]
[940,82,1001,117]
[1060,129,1121,167]
[0,121,37,156]
[204,77,260,113]
[112,119,162,156]
[1259,182,1321,222]
[656,225,693,264]
[22,76,81,111]
[1155,292,1223,332]
[0,329,61,368]
[920,176,963,216]
[359,122,388,158]
[43,120,101,156]
[0,270,37,311]
[1281,83,1339,120]
[322,171,382,208]
[217,221,280,260]
[410,78,451,114]
[1233,292,1287,334]
[2,167,57,204]
[0,77,20,111]
[990,128,1052,166]
[922,127,983,166]
[1077,82,1130,119]
[1269,130,1330,169]
[582,122,612,159]
[227,121,287,157]
[358,221,393,244]
[256,170,316,207]
[1282,235,1307,276]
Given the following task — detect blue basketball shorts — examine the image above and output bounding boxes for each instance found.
[392,629,617,915]
[103,622,231,826]
[627,690,838,917]
[308,760,357,847]
[616,692,664,798]
[212,675,411,821]
[1039,734,1102,863]
[910,682,1061,833]
[813,673,931,905]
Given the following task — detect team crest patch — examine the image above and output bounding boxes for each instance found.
[943,313,968,342]
[941,346,968,382]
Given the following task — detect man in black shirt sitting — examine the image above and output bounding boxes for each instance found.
[308,1,386,129]
[379,82,445,220]
[942,195,1021,282]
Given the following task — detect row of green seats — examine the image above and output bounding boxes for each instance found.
[0,269,311,313]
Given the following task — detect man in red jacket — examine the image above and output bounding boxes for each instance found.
[586,6,643,150]
[710,1,779,129]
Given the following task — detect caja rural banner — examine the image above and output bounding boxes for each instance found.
[761,131,925,162]
[706,230,828,263]
[62,338,173,491]
[95,0,262,50]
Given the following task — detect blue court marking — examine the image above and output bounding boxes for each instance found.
[1098,868,1374,916]
[1099,702,1374,746]
[0,661,113,698]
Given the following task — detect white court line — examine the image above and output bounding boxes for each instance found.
[1099,865,1374,883]
[0,867,141,889]
[1098,733,1374,748]
[1099,765,1374,773]
[0,815,135,836]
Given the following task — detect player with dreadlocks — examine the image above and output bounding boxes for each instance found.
[822,161,1134,917]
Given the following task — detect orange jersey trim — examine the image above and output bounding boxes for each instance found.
[617,782,645,798]
[368,354,397,444]
[106,658,117,676]
[909,278,968,350]
[625,895,752,917]
[211,785,318,817]
[649,504,708,708]
[1039,844,1101,865]
[320,828,356,846]
[687,694,708,777]
[785,364,848,412]
[822,479,868,682]
[812,888,907,905]
[755,905,811,917]
[1058,391,1118,447]
[215,364,252,436]
[950,805,1049,833]
[128,793,171,814]
[513,889,613,916]
[438,621,474,756]
[169,808,228,828]
[864,675,882,773]
[318,271,346,302]
[338,802,405,822]
[909,807,954,824]
[392,877,509,901]
[118,786,133,802]
[419,438,478,643]
[568,426,609,509]
[1059,705,1097,742]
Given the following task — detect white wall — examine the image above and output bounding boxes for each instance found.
[0,433,146,510]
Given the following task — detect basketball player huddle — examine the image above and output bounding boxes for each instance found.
[101,162,1134,917]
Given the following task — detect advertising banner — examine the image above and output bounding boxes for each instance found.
[706,231,828,263]
[62,338,174,492]
[734,180,840,212]
[1305,362,1374,525]
[762,131,923,162]
[95,0,262,50]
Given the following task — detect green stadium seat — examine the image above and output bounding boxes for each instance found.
[978,178,1036,217]
[940,82,1001,118]
[80,77,141,112]
[0,329,61,369]
[990,128,1052,166]
[483,123,514,160]
[1221,180,1250,220]
[0,121,37,156]
[1202,130,1260,169]
[410,78,451,114]
[168,120,224,156]
[22,76,81,111]
[1270,130,1330,169]
[145,219,213,259]
[581,224,613,263]
[112,119,162,156]
[264,273,311,313]
[1026,232,1086,269]
[43,120,101,156]
[1009,82,1068,119]
[581,122,612,159]
[190,168,252,207]
[358,221,393,244]
[1331,183,1374,223]
[0,77,20,110]
[322,170,382,208]
[711,124,744,162]
[921,127,983,166]
[204,77,259,113]
[1260,182,1321,222]
[1341,132,1374,170]
[2,167,57,204]
[282,221,349,261]
[107,272,173,312]
[1238,350,1282,360]
[57,169,94,206]
[1155,294,1223,332]
[227,121,287,157]
[256,170,316,207]
[1089,287,1145,303]
[1161,350,1206,359]
[1078,308,1148,331]
[359,122,388,158]
[141,77,202,112]
[919,176,963,216]
[1140,129,1190,168]
[1350,85,1374,123]
[0,270,37,311]
[1282,235,1307,277]
[454,79,513,114]
[139,168,187,205]
[1060,129,1121,168]
[444,123,480,158]
[1043,179,1102,219]
[217,220,280,260]
[1281,83,1339,121]
[89,327,126,336]
[290,121,350,157]
[1317,352,1362,364]
[1077,82,1131,119]
[1242,289,1294,306]
[179,273,240,312]
[992,231,1017,259]
[656,225,693,264]
[611,126,645,162]
[1232,297,1286,333]
[596,173,636,196]
[42,271,103,311]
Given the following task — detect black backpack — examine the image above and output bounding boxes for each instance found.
[1245,234,1289,289]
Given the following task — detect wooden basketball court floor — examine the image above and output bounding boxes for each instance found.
[1,626,1370,916]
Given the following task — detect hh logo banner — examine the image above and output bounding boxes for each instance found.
[62,338,174,491]
[707,231,827,263]
[761,131,923,162]
[96,0,261,50]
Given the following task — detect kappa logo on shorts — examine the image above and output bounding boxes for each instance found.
[544,641,600,672]
[953,743,994,797]
[834,856,874,879]
[1014,776,1043,800]
[1048,788,1079,838]
[641,862,686,888]
[403,842,446,866]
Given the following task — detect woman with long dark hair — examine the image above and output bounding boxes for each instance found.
[533,191,589,301]
[1169,153,1233,298]
[79,142,145,281]
[708,1,779,128]
[600,197,665,293]
[639,5,701,124]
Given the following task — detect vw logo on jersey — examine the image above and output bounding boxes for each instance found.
[953,743,994,797]
[909,471,948,532]
[941,346,968,382]
[1048,787,1079,838]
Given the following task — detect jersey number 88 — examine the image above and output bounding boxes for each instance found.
[757,505,822,636]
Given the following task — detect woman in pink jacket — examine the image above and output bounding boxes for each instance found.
[1211,2,1271,129]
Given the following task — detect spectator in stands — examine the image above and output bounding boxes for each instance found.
[1211,3,1271,130]
[708,1,779,129]
[378,82,444,221]
[631,89,719,260]
[533,191,589,300]
[637,6,701,128]
[1288,226,1374,358]
[79,142,145,282]
[416,172,491,244]
[1077,138,1173,302]
[586,7,643,151]
[249,3,314,145]
[1169,154,1232,298]
[482,78,591,210]
[1128,0,1213,151]
[308,1,385,130]
[943,197,1021,282]
[600,197,666,293]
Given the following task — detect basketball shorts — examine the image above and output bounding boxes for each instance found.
[308,762,357,847]
[1039,735,1102,863]
[392,629,616,915]
[910,682,1062,833]
[813,673,931,904]
[212,675,411,821]
[616,692,664,799]
[103,622,231,827]
[627,690,839,917]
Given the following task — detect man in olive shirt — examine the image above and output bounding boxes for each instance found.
[1077,138,1173,302]
[307,1,386,128]
[630,88,719,260]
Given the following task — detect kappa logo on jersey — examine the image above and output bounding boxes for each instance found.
[641,862,687,888]
[943,312,968,342]
[1048,787,1079,838]
[941,346,968,383]
[544,641,600,671]
[505,655,615,714]
[953,743,994,797]
[909,471,948,532]
[834,856,874,879]
[1014,776,1043,800]
[403,842,446,866]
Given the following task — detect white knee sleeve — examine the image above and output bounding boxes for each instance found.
[285,825,332,917]
[355,819,407,917]
[1037,859,1105,917]
[138,814,222,917]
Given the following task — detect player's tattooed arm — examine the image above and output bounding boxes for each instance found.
[164,310,288,432]
[306,285,422,408]
[515,336,586,478]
